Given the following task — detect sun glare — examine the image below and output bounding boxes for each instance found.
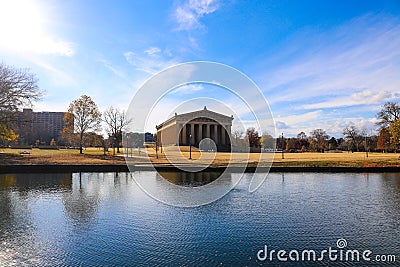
[0,0,73,56]
[0,0,43,46]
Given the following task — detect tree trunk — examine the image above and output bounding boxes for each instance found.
[80,132,83,154]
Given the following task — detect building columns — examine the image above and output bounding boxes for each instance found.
[181,124,186,145]
[214,125,218,143]
[199,124,203,142]
[179,124,183,145]
[221,125,226,145]
[190,123,195,144]
[226,125,231,144]
[177,122,232,146]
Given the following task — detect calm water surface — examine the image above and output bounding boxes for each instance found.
[0,172,399,266]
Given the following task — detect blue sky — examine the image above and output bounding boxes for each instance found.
[1,0,399,136]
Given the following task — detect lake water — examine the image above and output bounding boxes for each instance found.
[0,172,399,266]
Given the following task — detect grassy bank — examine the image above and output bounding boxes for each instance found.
[0,147,126,165]
[1,146,399,167]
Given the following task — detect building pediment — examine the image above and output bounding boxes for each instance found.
[176,108,233,123]
[157,106,233,129]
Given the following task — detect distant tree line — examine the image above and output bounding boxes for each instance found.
[232,101,400,153]
[233,127,369,153]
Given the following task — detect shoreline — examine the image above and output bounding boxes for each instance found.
[1,164,400,173]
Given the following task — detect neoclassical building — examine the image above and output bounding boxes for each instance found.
[156,107,233,151]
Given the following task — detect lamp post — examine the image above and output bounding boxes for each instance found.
[365,134,368,158]
[112,136,116,155]
[155,139,158,159]
[281,132,284,159]
[189,134,192,159]
[124,135,128,157]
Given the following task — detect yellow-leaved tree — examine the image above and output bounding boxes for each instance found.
[0,124,18,142]
[389,119,400,150]
[64,95,102,154]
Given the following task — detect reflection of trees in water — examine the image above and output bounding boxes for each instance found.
[0,173,72,237]
[61,172,131,227]
[380,173,400,214]
[0,173,73,263]
[158,171,227,187]
[62,173,100,226]
[0,190,40,265]
[0,190,15,237]
[0,173,72,191]
[0,175,16,233]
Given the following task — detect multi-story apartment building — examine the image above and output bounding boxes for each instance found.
[15,109,67,145]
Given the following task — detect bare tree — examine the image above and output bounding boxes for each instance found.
[297,131,309,150]
[297,131,307,140]
[0,63,42,111]
[310,129,329,151]
[64,95,101,154]
[103,106,131,153]
[246,127,261,148]
[261,134,275,149]
[343,125,365,152]
[0,63,42,142]
[377,102,400,129]
[232,129,244,147]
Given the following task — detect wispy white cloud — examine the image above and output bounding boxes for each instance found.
[277,110,323,127]
[260,14,400,109]
[170,84,204,94]
[124,46,178,74]
[273,110,379,137]
[316,117,379,137]
[144,47,162,55]
[31,58,74,86]
[303,90,400,109]
[174,0,219,31]
[188,36,201,50]
[97,58,127,80]
[96,57,145,95]
[275,121,289,129]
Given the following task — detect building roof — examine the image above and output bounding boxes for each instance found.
[156,106,233,129]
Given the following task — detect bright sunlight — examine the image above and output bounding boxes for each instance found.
[0,0,73,56]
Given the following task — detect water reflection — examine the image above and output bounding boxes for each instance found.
[0,173,73,266]
[380,173,400,226]
[136,171,236,206]
[158,170,223,186]
[62,173,99,226]
[0,173,72,191]
[0,173,72,229]
[0,172,399,266]
[62,173,132,226]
